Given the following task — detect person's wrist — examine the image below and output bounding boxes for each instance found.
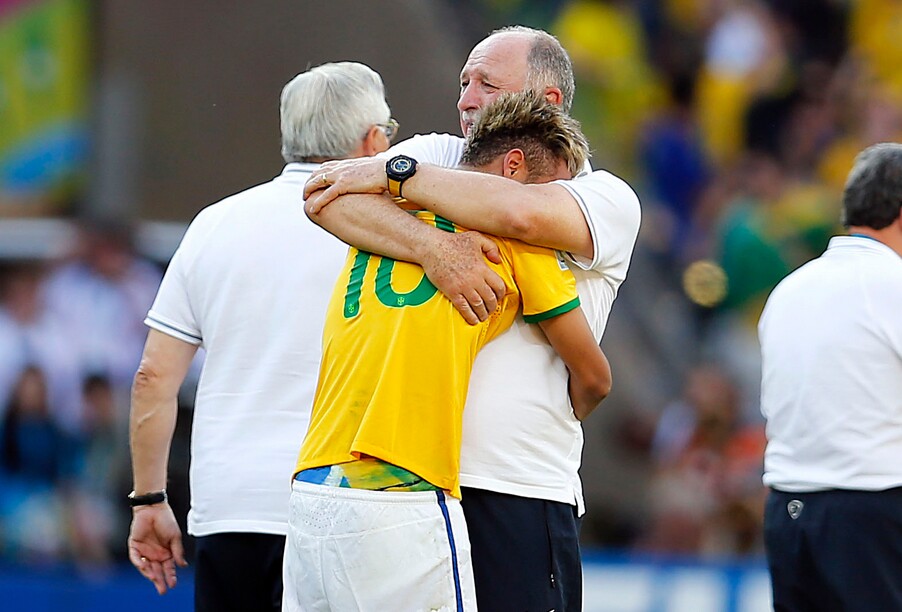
[386,155,418,198]
[376,160,389,192]
[128,489,168,508]
[413,226,445,266]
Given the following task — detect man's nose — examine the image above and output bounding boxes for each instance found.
[458,84,478,111]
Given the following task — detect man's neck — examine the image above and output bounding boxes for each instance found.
[849,225,902,258]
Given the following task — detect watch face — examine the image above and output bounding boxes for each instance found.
[390,157,413,175]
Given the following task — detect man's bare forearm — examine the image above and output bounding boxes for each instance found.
[538,308,612,421]
[401,165,594,258]
[130,372,179,494]
[307,192,507,325]
[303,160,594,258]
[306,192,445,263]
[130,331,197,493]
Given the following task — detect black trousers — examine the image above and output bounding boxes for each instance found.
[193,532,285,612]
[765,487,902,612]
[461,487,582,612]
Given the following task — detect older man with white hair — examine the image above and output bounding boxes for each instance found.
[125,61,416,612]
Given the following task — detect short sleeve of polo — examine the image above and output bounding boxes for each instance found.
[505,240,580,323]
[144,211,213,346]
[554,170,641,272]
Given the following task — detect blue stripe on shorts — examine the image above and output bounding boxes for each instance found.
[436,490,464,612]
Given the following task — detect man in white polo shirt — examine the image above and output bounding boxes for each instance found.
[302,26,641,612]
[125,62,402,612]
[758,142,902,610]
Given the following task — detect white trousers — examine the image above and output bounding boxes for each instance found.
[282,481,477,612]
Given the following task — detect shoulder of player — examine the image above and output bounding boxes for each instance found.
[497,238,569,273]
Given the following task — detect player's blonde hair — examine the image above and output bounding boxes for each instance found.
[280,62,390,162]
[461,91,589,178]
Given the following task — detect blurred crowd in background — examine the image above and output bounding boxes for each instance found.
[0,223,161,568]
[1,0,901,571]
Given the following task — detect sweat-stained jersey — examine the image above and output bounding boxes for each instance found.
[294,209,580,498]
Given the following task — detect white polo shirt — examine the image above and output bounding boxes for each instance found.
[387,134,641,513]
[759,235,902,492]
[145,163,348,536]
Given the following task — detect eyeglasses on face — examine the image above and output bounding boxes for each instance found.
[375,118,399,141]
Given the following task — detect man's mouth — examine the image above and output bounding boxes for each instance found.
[461,111,480,135]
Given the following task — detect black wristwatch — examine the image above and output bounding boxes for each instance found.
[128,489,168,507]
[386,155,418,198]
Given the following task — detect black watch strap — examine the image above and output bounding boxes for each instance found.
[386,155,417,198]
[128,489,168,507]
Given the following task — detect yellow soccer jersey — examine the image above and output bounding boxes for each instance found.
[295,210,579,497]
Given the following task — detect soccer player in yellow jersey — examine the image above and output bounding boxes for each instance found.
[282,93,612,612]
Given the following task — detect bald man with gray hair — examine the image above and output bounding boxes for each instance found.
[302,25,641,612]
[494,25,575,113]
[126,61,407,612]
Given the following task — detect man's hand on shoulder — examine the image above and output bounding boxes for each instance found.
[421,231,506,325]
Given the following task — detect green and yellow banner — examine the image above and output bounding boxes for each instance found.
[0,0,90,214]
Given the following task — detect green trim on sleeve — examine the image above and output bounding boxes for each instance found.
[522,296,581,324]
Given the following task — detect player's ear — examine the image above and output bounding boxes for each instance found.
[362,125,390,157]
[543,86,563,107]
[503,149,526,180]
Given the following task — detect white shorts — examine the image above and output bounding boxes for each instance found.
[282,481,477,612]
